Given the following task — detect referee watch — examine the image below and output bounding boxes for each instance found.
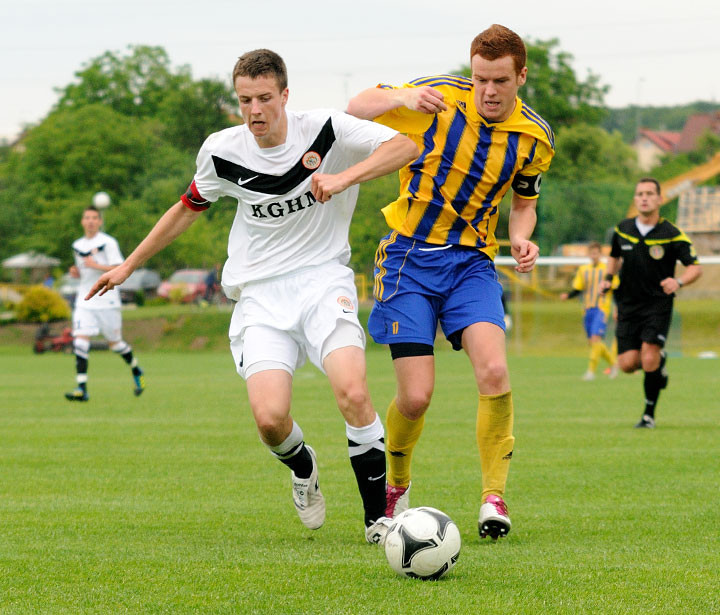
[675,278,684,288]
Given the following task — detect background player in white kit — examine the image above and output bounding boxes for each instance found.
[65,205,145,401]
[87,49,418,543]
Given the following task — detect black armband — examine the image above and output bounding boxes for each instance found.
[511,173,542,198]
[604,273,614,282]
[566,289,581,299]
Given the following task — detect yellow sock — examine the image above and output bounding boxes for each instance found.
[610,339,618,364]
[588,342,602,373]
[386,398,425,488]
[476,391,514,502]
[598,341,613,365]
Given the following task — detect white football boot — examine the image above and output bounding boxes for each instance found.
[478,494,511,540]
[291,446,325,530]
[385,482,411,518]
[365,516,393,545]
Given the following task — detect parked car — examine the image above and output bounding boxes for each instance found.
[118,268,162,304]
[157,269,209,303]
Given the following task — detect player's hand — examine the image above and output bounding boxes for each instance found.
[660,277,680,295]
[83,256,100,269]
[69,265,80,278]
[510,239,539,273]
[401,87,447,114]
[86,263,132,300]
[311,173,350,203]
[559,292,569,301]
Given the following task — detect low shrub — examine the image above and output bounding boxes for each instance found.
[15,286,71,323]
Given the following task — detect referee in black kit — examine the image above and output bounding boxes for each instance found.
[600,177,702,428]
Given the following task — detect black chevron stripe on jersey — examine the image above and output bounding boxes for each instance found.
[211,117,336,195]
[73,244,106,258]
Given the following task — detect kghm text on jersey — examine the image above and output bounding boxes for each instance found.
[251,191,317,219]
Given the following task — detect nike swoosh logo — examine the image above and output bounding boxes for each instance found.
[418,244,452,252]
[368,473,386,482]
[237,175,259,186]
[342,309,353,313]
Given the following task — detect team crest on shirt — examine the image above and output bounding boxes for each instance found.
[649,245,664,260]
[337,296,354,312]
[302,151,322,170]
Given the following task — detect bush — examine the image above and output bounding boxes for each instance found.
[15,286,71,323]
[144,296,169,307]
[168,284,188,304]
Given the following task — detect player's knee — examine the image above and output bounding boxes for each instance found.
[253,411,286,441]
[110,340,130,354]
[73,337,90,358]
[397,390,432,420]
[335,382,371,415]
[475,360,508,391]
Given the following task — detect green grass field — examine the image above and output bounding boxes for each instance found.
[1,347,718,614]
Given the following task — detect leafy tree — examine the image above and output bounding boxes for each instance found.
[455,38,608,129]
[54,46,237,151]
[547,123,639,183]
[0,104,194,263]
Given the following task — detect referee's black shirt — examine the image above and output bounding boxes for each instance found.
[610,217,699,314]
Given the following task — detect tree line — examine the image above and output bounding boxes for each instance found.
[0,42,717,281]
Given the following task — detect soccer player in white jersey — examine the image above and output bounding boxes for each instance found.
[65,205,145,401]
[87,49,418,543]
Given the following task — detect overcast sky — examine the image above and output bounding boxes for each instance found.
[2,0,719,141]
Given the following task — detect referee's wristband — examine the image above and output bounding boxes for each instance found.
[604,273,614,282]
[676,278,684,288]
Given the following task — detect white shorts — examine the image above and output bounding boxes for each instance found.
[229,261,365,379]
[72,306,123,341]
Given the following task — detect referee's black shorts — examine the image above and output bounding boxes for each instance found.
[616,303,672,354]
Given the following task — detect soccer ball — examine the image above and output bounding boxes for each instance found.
[384,507,461,580]
[92,191,111,209]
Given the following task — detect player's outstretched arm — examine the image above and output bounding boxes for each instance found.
[86,201,201,299]
[346,86,447,120]
[508,194,539,273]
[311,134,418,203]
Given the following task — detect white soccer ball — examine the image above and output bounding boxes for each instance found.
[384,506,461,580]
[92,191,111,209]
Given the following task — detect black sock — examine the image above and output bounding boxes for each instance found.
[76,355,88,393]
[120,350,142,377]
[349,440,387,526]
[643,368,664,418]
[275,442,313,479]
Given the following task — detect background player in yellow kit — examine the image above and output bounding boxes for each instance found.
[347,24,555,540]
[560,241,618,380]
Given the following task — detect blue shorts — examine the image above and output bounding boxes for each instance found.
[368,233,505,350]
[583,307,607,338]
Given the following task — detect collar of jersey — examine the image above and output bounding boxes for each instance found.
[467,92,523,128]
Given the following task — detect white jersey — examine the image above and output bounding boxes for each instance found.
[72,232,123,310]
[182,109,397,300]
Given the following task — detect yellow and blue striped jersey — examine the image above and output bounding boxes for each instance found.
[373,75,555,258]
[571,262,616,315]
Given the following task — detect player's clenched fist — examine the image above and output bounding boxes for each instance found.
[311,173,350,203]
[400,86,447,114]
[511,239,539,273]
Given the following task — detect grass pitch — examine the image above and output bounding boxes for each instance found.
[0,347,718,614]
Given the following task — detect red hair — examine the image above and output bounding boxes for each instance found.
[470,24,526,74]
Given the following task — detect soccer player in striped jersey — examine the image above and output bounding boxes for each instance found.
[560,241,619,380]
[87,49,418,543]
[347,24,555,540]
